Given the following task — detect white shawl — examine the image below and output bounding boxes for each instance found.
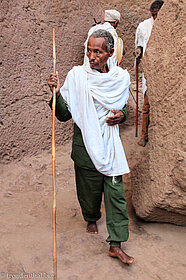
[60,64,130,176]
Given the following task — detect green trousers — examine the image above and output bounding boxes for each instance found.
[74,164,129,245]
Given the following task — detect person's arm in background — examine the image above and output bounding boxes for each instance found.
[134,24,144,60]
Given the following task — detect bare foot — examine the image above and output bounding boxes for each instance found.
[86,222,98,234]
[138,138,147,147]
[109,246,134,264]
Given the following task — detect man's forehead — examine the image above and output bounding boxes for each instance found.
[87,36,107,50]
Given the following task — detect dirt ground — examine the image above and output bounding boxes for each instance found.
[0,92,186,279]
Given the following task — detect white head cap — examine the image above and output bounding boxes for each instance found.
[105,9,121,22]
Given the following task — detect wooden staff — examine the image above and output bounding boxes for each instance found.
[52,28,57,280]
[135,57,139,137]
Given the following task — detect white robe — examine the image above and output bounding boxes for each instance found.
[135,17,154,94]
[60,64,130,176]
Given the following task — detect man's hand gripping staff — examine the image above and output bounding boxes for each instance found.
[48,72,60,97]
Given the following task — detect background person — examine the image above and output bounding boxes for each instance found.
[135,0,164,147]
[84,9,124,66]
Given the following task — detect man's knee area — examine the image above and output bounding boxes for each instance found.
[106,185,125,201]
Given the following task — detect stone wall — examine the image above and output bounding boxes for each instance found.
[132,0,186,225]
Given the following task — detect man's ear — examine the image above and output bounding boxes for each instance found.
[115,20,119,28]
[109,48,114,57]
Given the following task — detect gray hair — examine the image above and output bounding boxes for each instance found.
[89,29,114,52]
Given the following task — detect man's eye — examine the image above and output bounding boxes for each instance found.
[95,50,100,54]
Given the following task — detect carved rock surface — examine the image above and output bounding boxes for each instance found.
[132,0,186,225]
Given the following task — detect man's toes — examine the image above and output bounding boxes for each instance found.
[124,256,134,264]
[109,247,134,264]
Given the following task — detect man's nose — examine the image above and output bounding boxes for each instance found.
[89,52,96,60]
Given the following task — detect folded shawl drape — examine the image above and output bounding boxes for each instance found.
[60,64,130,176]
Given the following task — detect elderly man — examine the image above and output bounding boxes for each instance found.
[135,0,164,147]
[84,9,123,66]
[48,29,134,264]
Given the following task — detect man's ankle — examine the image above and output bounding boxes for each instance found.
[87,221,96,225]
[87,221,98,234]
[110,241,121,248]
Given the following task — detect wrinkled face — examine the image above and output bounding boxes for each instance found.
[87,36,113,72]
[151,8,160,20]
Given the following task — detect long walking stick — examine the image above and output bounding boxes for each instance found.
[135,57,139,137]
[52,28,57,280]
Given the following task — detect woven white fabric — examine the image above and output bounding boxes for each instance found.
[105,9,120,22]
[60,64,130,176]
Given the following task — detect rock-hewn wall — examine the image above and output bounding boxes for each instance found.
[132,0,186,225]
[0,0,101,162]
[0,0,152,163]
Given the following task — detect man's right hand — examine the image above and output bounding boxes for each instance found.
[47,71,60,97]
[135,48,141,58]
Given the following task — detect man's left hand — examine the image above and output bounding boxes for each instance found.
[105,110,124,126]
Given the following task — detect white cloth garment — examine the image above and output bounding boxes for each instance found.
[60,64,130,176]
[135,17,154,94]
[84,22,118,66]
[104,9,120,22]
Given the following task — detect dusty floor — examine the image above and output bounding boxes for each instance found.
[0,91,186,280]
